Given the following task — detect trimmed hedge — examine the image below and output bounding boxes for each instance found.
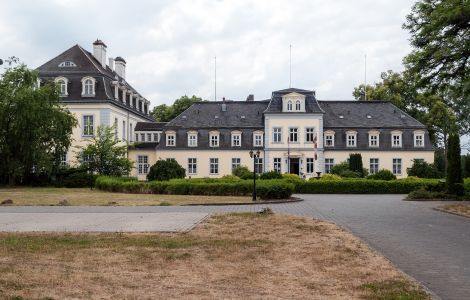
[95,176,294,199]
[296,179,442,194]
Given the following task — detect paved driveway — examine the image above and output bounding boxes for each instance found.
[1,195,469,299]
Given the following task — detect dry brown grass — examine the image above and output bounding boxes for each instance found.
[0,213,428,299]
[0,187,252,206]
[437,203,470,218]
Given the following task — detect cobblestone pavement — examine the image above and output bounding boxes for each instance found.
[1,195,469,299]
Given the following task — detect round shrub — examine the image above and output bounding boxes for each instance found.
[147,159,185,181]
[318,174,342,181]
[367,169,396,181]
[260,171,283,180]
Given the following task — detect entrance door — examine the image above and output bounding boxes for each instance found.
[289,158,300,175]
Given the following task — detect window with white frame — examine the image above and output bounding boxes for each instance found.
[369,133,379,147]
[147,133,151,142]
[135,133,139,141]
[346,132,357,147]
[414,132,424,147]
[59,152,68,167]
[231,158,241,172]
[166,133,176,146]
[253,132,263,147]
[210,158,219,174]
[295,100,301,110]
[287,100,293,111]
[231,133,241,147]
[254,158,263,174]
[188,132,198,147]
[81,77,95,96]
[83,115,94,136]
[138,155,149,175]
[369,158,379,174]
[273,127,282,143]
[305,127,316,143]
[325,158,335,174]
[55,77,68,96]
[289,128,298,143]
[122,120,126,141]
[154,133,160,142]
[306,158,315,174]
[392,158,402,175]
[114,118,118,140]
[141,133,145,142]
[209,132,219,147]
[324,133,334,147]
[273,158,282,173]
[392,132,402,147]
[188,158,197,174]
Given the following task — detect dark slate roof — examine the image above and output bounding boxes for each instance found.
[319,100,426,128]
[165,101,269,129]
[264,87,324,114]
[36,44,153,121]
[135,122,167,131]
[130,142,159,150]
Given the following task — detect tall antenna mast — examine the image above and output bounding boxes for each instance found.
[364,54,367,101]
[214,56,217,101]
[289,44,292,88]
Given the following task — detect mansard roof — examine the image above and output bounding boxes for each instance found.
[36,44,153,121]
[135,122,167,131]
[319,100,426,128]
[264,87,324,114]
[165,100,269,129]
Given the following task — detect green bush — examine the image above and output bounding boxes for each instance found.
[367,169,396,181]
[54,167,97,188]
[95,176,293,199]
[147,159,185,181]
[317,174,342,181]
[256,180,294,199]
[282,173,303,185]
[331,162,349,176]
[407,160,442,178]
[221,175,242,182]
[232,166,257,180]
[260,171,283,180]
[349,153,365,177]
[296,179,441,194]
[407,188,453,200]
[446,133,464,195]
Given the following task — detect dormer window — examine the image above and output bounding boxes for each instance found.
[368,131,380,147]
[54,77,68,96]
[414,131,425,148]
[209,131,220,147]
[81,77,96,97]
[231,131,242,147]
[166,131,176,147]
[324,131,335,147]
[391,131,402,148]
[187,131,198,147]
[346,131,357,147]
[58,61,77,67]
[287,101,293,111]
[282,92,306,112]
[253,131,264,147]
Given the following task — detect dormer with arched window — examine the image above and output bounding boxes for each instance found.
[282,92,306,112]
[81,77,96,97]
[54,77,68,97]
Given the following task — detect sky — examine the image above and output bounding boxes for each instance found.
[0,0,415,105]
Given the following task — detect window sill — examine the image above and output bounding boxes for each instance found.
[81,94,95,98]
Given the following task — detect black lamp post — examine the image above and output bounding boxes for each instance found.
[249,149,261,201]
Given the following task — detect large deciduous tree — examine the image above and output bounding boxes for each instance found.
[151,95,204,122]
[77,126,133,176]
[0,59,76,185]
[403,0,470,134]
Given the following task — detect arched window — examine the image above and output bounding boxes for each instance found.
[81,77,96,97]
[84,79,93,95]
[54,77,68,96]
[295,100,301,110]
[287,100,293,111]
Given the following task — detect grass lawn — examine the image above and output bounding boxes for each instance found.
[436,203,470,218]
[0,213,428,299]
[0,187,254,206]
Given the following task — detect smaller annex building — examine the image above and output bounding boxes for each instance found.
[129,88,434,180]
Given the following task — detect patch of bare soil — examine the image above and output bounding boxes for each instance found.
[0,213,428,299]
[437,203,470,218]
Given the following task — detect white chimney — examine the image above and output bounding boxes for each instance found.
[114,56,126,79]
[108,57,114,71]
[92,39,107,68]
